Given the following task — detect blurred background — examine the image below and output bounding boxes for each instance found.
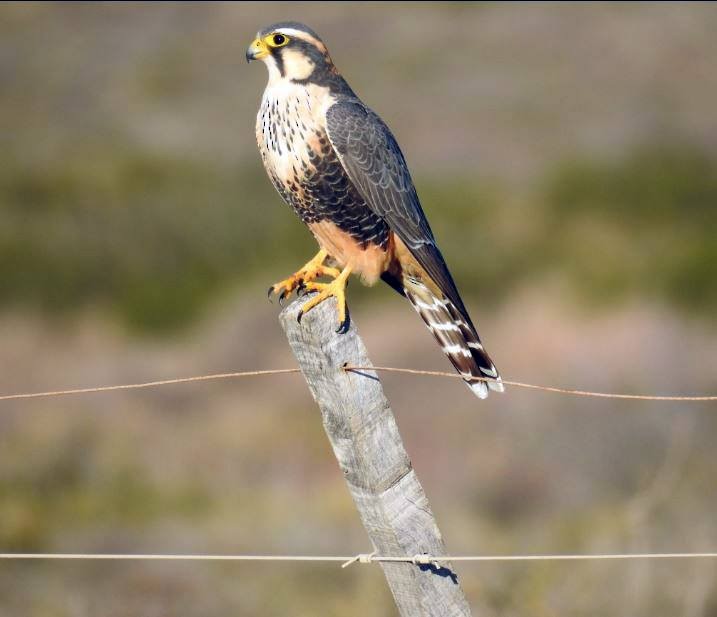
[1,2,716,615]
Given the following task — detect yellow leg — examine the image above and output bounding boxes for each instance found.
[298,265,352,332]
[268,249,340,304]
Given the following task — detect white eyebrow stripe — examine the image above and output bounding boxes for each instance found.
[257,28,309,40]
[274,28,307,37]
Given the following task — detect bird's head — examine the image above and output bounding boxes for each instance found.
[246,22,336,83]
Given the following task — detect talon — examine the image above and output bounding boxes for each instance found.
[336,306,351,333]
[297,309,304,324]
[267,249,337,307]
[297,265,352,328]
[335,303,351,334]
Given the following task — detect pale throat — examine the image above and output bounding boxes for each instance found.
[257,75,335,180]
[263,50,316,85]
[260,73,334,125]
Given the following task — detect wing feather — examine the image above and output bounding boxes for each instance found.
[325,100,471,321]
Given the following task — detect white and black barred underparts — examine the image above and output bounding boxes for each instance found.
[257,80,390,248]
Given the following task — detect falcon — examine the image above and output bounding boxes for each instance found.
[247,22,503,398]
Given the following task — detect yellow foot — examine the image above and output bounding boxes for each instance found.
[297,265,352,333]
[268,249,340,305]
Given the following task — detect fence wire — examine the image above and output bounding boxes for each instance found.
[0,366,715,403]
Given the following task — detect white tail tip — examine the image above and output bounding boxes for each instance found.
[468,380,489,399]
[488,378,505,394]
[467,377,504,398]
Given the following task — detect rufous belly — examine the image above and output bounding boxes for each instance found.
[308,220,393,285]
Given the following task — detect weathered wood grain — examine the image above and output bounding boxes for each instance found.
[280,294,472,617]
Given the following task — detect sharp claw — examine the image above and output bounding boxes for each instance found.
[267,286,275,301]
[279,290,288,307]
[297,309,304,324]
[336,307,351,334]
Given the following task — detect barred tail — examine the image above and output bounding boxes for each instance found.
[403,277,504,399]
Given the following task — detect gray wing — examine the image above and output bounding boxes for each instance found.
[325,100,471,320]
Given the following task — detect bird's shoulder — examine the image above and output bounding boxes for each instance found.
[325,98,396,156]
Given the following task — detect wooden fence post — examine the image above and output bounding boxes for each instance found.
[280,295,472,617]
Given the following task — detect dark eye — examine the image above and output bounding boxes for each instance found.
[273,34,286,46]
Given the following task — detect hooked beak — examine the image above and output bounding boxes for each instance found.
[246,38,269,63]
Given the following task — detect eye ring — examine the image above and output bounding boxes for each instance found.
[268,33,289,48]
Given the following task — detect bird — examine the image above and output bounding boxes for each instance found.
[246,22,503,398]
